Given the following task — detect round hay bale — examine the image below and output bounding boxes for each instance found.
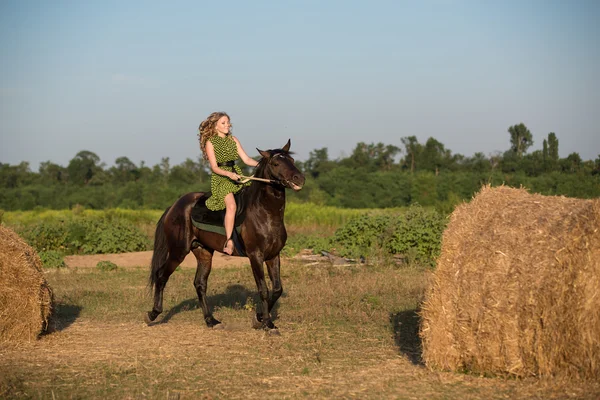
[420,185,600,380]
[0,225,53,343]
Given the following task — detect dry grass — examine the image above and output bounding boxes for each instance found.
[421,185,600,381]
[0,226,53,343]
[1,257,599,399]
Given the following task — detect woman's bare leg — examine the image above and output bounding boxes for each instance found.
[223,193,236,255]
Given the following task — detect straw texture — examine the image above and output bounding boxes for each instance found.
[0,225,53,343]
[420,185,600,380]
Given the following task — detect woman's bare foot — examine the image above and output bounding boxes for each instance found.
[223,238,234,255]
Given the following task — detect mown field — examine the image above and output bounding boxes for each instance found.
[2,258,599,399]
[2,205,599,399]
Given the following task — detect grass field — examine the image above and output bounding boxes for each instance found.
[1,204,404,234]
[2,258,598,399]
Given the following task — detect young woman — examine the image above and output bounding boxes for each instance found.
[198,111,259,255]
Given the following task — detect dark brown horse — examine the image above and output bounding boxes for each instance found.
[146,140,305,332]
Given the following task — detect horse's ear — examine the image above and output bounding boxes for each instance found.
[257,148,270,159]
[282,139,291,152]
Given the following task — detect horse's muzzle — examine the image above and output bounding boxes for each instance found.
[287,174,305,191]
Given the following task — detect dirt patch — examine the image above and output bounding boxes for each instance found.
[64,251,250,269]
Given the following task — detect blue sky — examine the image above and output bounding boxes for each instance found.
[1,0,599,170]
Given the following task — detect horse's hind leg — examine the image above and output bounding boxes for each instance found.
[192,247,221,328]
[146,255,183,323]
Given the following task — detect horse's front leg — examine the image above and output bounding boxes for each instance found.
[249,254,277,330]
[192,247,221,328]
[265,254,283,313]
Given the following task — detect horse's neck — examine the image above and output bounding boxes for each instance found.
[245,184,286,218]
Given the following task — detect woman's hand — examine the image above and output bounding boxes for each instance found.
[229,172,241,181]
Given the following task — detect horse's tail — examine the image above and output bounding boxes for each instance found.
[149,206,171,291]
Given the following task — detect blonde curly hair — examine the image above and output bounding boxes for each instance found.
[198,111,231,160]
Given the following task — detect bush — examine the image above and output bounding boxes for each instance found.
[385,204,447,266]
[39,250,66,269]
[68,219,150,254]
[21,222,68,252]
[96,260,118,272]
[325,205,447,265]
[331,214,393,259]
[19,218,150,255]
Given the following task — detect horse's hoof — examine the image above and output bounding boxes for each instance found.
[267,328,281,336]
[212,323,225,330]
[252,313,278,331]
[145,311,157,325]
[252,314,263,330]
[205,316,222,328]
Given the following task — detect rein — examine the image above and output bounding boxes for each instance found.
[238,153,290,185]
[238,175,281,185]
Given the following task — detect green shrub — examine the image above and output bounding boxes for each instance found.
[324,205,446,265]
[21,222,68,252]
[385,204,447,266]
[331,214,393,259]
[19,217,150,255]
[96,260,118,271]
[68,219,150,254]
[38,250,66,269]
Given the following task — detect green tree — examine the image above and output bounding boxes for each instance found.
[0,162,34,188]
[371,143,400,171]
[467,152,491,173]
[348,142,373,169]
[420,137,451,174]
[401,136,422,174]
[149,157,171,184]
[38,161,65,184]
[67,151,103,185]
[547,132,559,161]
[304,148,332,178]
[345,142,400,172]
[547,132,559,171]
[542,139,549,171]
[508,123,533,158]
[110,156,139,184]
[560,152,582,173]
[169,158,205,185]
[501,150,519,173]
[521,150,544,176]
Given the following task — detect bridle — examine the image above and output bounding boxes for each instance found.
[238,153,292,186]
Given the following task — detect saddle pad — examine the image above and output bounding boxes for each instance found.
[190,189,248,228]
[190,190,248,256]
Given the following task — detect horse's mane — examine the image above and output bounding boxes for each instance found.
[253,154,270,179]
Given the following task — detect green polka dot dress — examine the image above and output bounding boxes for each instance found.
[206,135,251,211]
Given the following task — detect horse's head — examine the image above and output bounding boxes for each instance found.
[256,139,305,191]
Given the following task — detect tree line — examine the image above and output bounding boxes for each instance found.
[1,123,599,211]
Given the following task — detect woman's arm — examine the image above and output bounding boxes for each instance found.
[232,136,259,167]
[205,141,240,181]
